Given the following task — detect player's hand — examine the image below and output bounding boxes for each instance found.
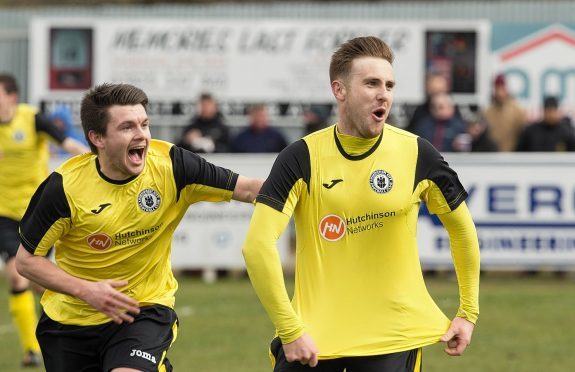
[283,333,319,367]
[80,279,140,324]
[440,316,475,356]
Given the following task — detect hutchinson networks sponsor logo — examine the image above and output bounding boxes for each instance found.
[87,232,113,250]
[319,214,346,241]
[370,170,393,194]
[138,188,161,212]
[115,223,163,246]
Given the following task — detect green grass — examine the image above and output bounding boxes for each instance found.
[0,272,573,371]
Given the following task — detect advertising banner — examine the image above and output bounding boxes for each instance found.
[30,18,490,110]
[419,153,575,270]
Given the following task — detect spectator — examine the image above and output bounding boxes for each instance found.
[410,92,467,152]
[516,96,575,152]
[231,104,288,153]
[482,74,527,151]
[177,93,229,153]
[302,104,331,136]
[465,113,498,152]
[406,71,461,132]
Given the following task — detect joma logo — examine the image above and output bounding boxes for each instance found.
[130,349,157,364]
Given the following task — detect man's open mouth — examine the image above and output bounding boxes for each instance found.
[128,146,145,162]
[372,108,386,120]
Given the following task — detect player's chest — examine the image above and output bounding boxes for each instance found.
[70,177,174,235]
[309,155,413,212]
[0,122,37,151]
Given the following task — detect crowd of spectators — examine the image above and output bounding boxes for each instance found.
[406,72,575,153]
[173,75,574,155]
[174,94,329,154]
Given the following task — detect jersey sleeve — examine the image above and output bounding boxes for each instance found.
[437,202,480,323]
[170,145,238,204]
[35,113,67,144]
[242,203,306,343]
[19,172,72,256]
[256,139,310,216]
[414,137,467,215]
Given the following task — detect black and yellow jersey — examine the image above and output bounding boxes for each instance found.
[0,104,66,221]
[20,139,238,325]
[244,124,479,357]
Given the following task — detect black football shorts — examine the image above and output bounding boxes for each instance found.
[37,304,178,372]
[270,336,422,372]
[0,217,20,263]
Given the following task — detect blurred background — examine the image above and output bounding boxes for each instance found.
[1,0,574,371]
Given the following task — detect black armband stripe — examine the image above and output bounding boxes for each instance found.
[35,113,67,143]
[19,173,70,254]
[170,145,238,202]
[257,140,310,212]
[415,137,467,210]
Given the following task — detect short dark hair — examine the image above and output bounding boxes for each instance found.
[329,36,394,83]
[543,96,559,110]
[199,92,214,101]
[248,103,266,114]
[0,73,19,95]
[81,83,148,153]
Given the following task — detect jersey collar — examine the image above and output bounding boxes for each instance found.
[333,125,383,161]
[95,158,138,185]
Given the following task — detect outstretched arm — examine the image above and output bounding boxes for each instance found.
[232,175,264,203]
[437,201,480,355]
[61,137,90,156]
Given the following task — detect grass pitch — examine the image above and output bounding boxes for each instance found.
[0,272,573,371]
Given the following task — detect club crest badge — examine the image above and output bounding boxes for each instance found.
[137,188,161,212]
[369,170,393,194]
[13,130,25,142]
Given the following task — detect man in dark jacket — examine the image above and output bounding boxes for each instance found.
[516,96,575,152]
[178,93,230,153]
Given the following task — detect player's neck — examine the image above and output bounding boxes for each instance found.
[0,105,16,123]
[335,125,381,156]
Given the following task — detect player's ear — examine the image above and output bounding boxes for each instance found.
[88,130,104,150]
[331,80,346,102]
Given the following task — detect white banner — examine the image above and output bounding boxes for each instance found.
[94,19,422,102]
[30,18,490,106]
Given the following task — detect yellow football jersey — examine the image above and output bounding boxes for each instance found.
[0,104,64,221]
[255,124,470,357]
[20,139,237,325]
